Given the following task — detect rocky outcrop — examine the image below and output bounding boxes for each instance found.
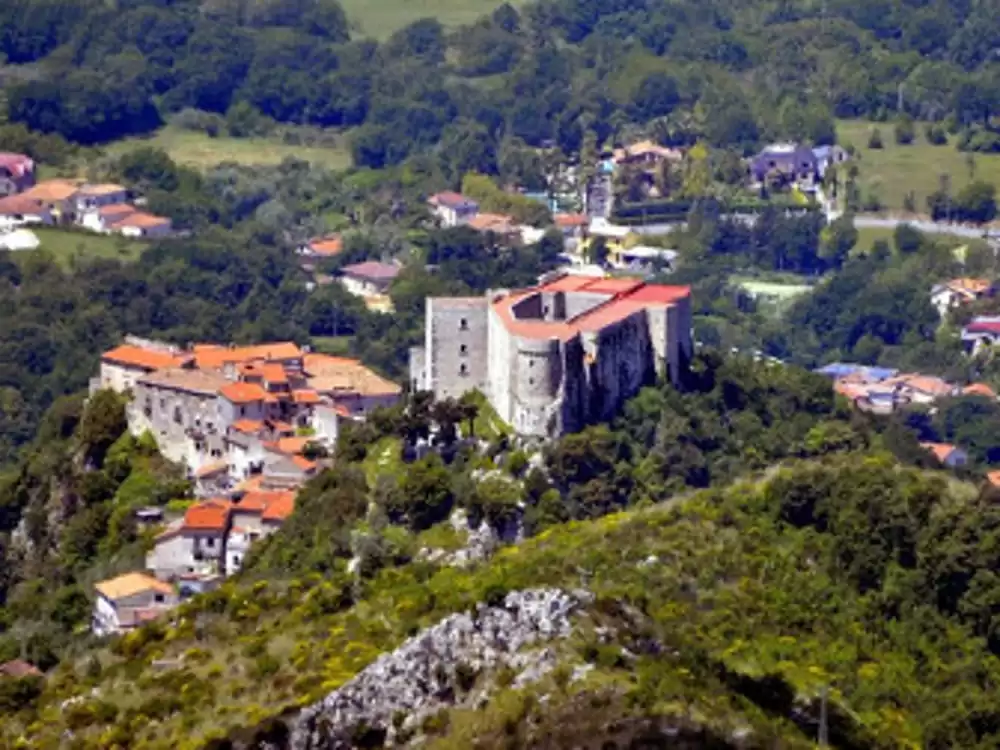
[288,587,592,749]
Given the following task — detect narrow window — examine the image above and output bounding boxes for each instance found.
[206,537,215,548]
[460,364,468,376]
[459,318,468,330]
[460,344,468,355]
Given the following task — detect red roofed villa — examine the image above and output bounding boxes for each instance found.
[411,271,692,437]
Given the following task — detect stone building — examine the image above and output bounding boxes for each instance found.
[411,273,692,437]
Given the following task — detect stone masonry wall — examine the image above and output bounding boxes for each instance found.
[427,298,488,401]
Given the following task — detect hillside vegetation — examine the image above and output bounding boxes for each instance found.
[7,454,1000,748]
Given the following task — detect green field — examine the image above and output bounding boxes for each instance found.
[853,225,990,254]
[836,119,1000,214]
[104,126,353,172]
[30,227,144,267]
[311,335,354,357]
[340,0,521,38]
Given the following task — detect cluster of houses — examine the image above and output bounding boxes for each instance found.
[815,362,1000,468]
[0,152,172,242]
[90,336,402,636]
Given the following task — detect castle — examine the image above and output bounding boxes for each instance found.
[410,273,692,437]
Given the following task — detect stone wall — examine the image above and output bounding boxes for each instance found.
[511,337,563,437]
[486,301,514,424]
[129,384,222,469]
[427,298,488,401]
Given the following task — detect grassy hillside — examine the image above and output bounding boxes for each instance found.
[340,0,523,38]
[31,227,145,268]
[103,126,353,172]
[837,120,1000,214]
[8,457,1000,748]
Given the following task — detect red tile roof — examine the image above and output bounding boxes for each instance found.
[291,455,318,471]
[0,194,47,215]
[964,383,997,399]
[0,659,42,678]
[231,419,264,434]
[220,382,268,403]
[554,213,589,227]
[921,442,960,463]
[273,436,310,455]
[110,211,170,230]
[193,342,302,369]
[429,191,477,209]
[306,235,343,256]
[341,261,401,282]
[292,388,321,404]
[262,492,295,522]
[102,344,188,371]
[0,153,33,177]
[260,363,288,384]
[183,499,232,531]
[987,470,1000,488]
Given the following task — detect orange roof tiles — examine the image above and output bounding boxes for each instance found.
[260,363,288,384]
[290,455,318,472]
[920,442,960,463]
[949,277,991,295]
[963,383,997,399]
[539,275,603,293]
[262,493,295,522]
[182,499,232,531]
[987,470,1000,488]
[274,437,310,455]
[578,277,644,295]
[292,389,321,404]
[220,382,268,403]
[622,284,692,304]
[306,235,343,256]
[896,375,955,397]
[102,344,188,371]
[98,203,135,218]
[95,572,174,601]
[193,342,302,369]
[22,179,80,203]
[467,212,517,233]
[231,419,264,434]
[111,211,170,230]
[0,194,48,215]
[554,213,589,227]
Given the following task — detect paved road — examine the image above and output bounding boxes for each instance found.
[623,215,1000,242]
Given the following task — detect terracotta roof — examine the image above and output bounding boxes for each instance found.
[921,442,961,463]
[292,389,321,404]
[272,436,310,455]
[964,383,997,399]
[260,363,288,384]
[892,374,954,397]
[467,212,517,233]
[22,180,80,203]
[137,367,229,396]
[0,194,47,215]
[98,203,135,218]
[231,419,264,434]
[79,183,126,197]
[493,279,691,341]
[235,474,268,493]
[182,499,232,531]
[110,211,170,230]
[235,490,296,516]
[305,235,343,256]
[987,470,1000,488]
[193,342,302,369]
[948,277,991,295]
[220,381,268,403]
[304,354,402,397]
[261,492,295,522]
[0,659,42,678]
[341,261,401,283]
[95,572,173,601]
[291,455,317,471]
[102,344,188,371]
[554,213,589,228]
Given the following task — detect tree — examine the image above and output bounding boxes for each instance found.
[893,223,923,254]
[397,453,454,530]
[955,181,997,224]
[76,391,127,469]
[819,214,858,270]
[894,115,915,145]
[868,128,884,149]
[630,72,680,122]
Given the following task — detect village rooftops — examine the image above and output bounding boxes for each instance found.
[110,211,170,230]
[428,191,478,210]
[192,342,303,369]
[0,194,46,215]
[491,275,691,342]
[304,353,402,396]
[964,382,997,399]
[220,381,269,403]
[137,367,230,396]
[181,499,232,532]
[78,183,127,197]
[920,442,963,464]
[22,180,80,202]
[302,235,343,256]
[467,212,517,233]
[95,572,174,601]
[102,344,191,371]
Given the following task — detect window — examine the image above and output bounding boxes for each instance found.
[206,537,215,548]
[528,378,535,385]
[239,406,246,417]
[232,555,241,566]
[460,364,468,376]
[460,344,468,355]
[529,359,534,368]
[459,318,468,330]
[173,406,183,425]
[154,594,164,604]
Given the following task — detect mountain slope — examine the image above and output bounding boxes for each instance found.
[7,456,1000,749]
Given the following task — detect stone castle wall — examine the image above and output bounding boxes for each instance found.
[426,298,488,401]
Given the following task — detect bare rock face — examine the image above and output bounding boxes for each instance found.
[288,588,591,749]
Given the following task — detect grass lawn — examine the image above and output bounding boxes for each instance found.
[732,276,814,316]
[853,225,990,255]
[836,119,1000,213]
[104,126,353,172]
[30,227,144,267]
[340,0,523,38]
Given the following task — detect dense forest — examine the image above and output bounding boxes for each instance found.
[1,0,998,166]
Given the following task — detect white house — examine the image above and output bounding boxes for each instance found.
[146,499,232,580]
[76,183,129,212]
[339,261,401,298]
[428,191,479,227]
[224,490,295,575]
[109,211,173,239]
[80,203,136,234]
[97,342,191,393]
[930,278,992,320]
[92,572,177,636]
